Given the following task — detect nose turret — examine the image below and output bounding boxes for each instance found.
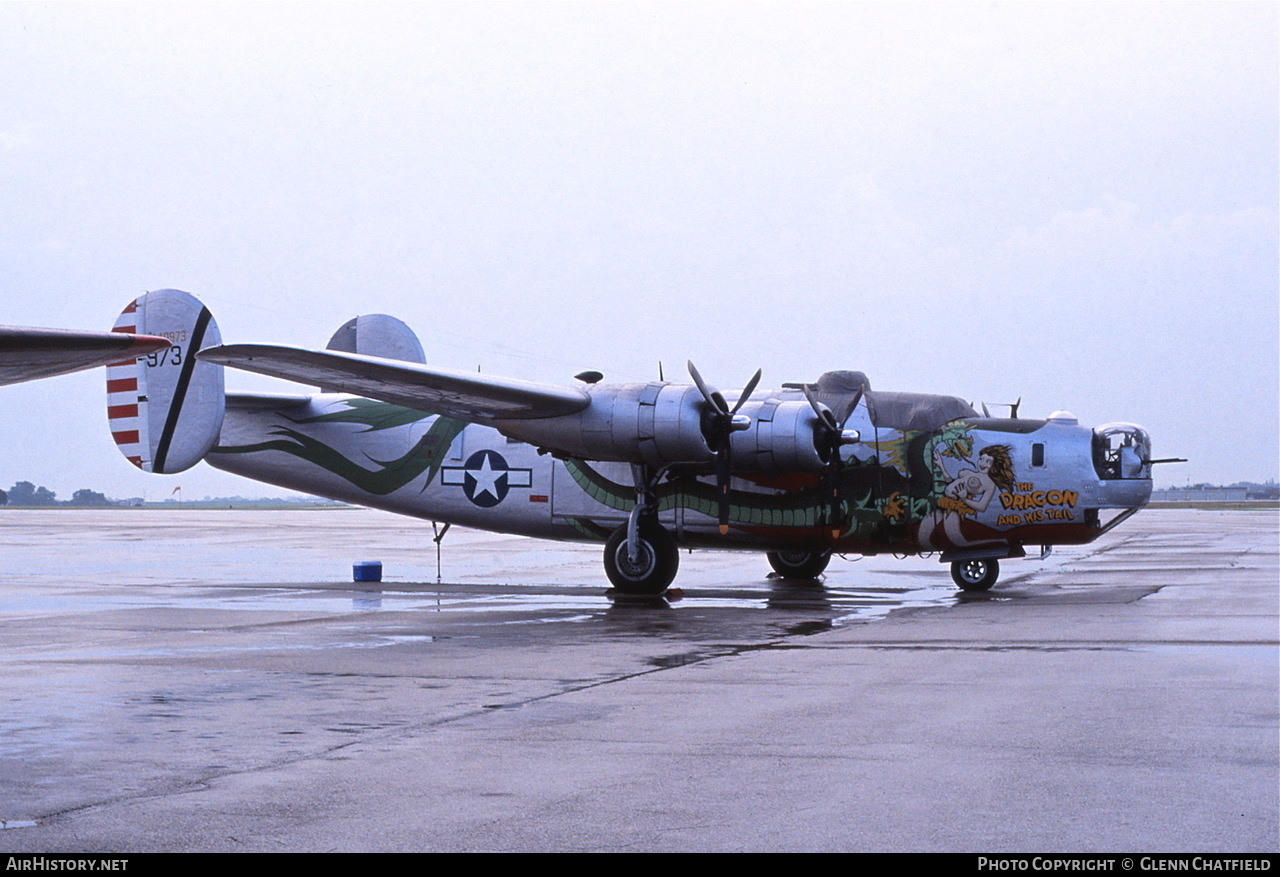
[1093,423,1153,481]
[1090,422,1154,516]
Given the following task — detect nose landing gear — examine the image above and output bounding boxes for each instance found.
[951,557,999,591]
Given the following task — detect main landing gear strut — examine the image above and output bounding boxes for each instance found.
[604,464,680,595]
[604,521,679,594]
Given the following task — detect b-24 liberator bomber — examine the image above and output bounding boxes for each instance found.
[107,289,1165,595]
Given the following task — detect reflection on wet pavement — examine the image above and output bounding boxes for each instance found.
[0,509,994,633]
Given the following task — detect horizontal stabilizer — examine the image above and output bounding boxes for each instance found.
[0,326,170,386]
[199,344,590,421]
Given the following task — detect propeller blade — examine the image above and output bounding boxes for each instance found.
[830,386,863,429]
[802,385,839,460]
[716,448,731,535]
[688,361,764,536]
[729,368,763,415]
[687,360,726,415]
[803,382,857,540]
[801,383,825,419]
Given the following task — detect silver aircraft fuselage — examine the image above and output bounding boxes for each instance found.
[208,392,1152,557]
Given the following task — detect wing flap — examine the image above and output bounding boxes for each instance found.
[225,391,314,410]
[199,344,590,421]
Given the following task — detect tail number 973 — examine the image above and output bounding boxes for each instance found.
[145,345,182,367]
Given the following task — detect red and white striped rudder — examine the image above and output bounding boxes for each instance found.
[108,289,224,474]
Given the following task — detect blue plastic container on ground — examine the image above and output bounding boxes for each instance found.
[353,561,382,583]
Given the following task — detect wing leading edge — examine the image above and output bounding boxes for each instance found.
[199,344,591,421]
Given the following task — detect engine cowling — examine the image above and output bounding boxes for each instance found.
[496,385,831,474]
[496,382,714,468]
[729,398,828,474]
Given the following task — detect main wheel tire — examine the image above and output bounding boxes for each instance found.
[604,522,679,595]
[951,558,1000,591]
[766,550,832,579]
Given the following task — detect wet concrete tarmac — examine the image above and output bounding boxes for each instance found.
[0,507,1275,852]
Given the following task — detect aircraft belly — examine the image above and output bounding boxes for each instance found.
[552,457,847,549]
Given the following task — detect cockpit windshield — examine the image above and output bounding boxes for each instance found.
[1093,423,1152,480]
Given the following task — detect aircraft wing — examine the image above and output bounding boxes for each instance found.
[199,344,591,421]
[0,326,171,387]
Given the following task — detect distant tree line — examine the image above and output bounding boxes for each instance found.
[1,482,110,506]
[0,482,344,507]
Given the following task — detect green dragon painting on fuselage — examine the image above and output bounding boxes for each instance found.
[211,399,467,496]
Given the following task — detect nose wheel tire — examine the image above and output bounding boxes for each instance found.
[951,558,1000,591]
[766,550,832,579]
[604,523,679,595]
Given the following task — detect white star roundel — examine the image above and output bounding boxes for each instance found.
[440,450,533,508]
[464,450,508,507]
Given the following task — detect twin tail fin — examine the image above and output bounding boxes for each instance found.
[107,289,224,474]
[107,293,429,473]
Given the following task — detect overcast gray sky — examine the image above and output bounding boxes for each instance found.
[2,2,1276,500]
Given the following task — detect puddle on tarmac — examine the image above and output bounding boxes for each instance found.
[0,511,1064,635]
[0,567,980,628]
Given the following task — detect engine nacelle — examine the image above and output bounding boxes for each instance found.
[497,387,832,474]
[496,383,715,467]
[729,398,827,474]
